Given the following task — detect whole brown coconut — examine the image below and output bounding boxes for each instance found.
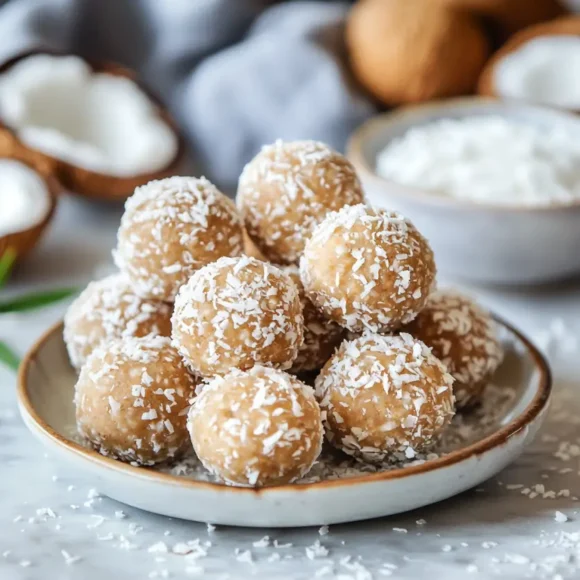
[434,0,567,39]
[346,0,490,106]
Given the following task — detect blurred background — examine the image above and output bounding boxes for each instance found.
[2,0,580,288]
[0,0,575,191]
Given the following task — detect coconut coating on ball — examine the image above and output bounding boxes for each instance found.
[75,335,198,466]
[64,273,172,369]
[300,204,436,333]
[114,176,243,301]
[315,333,455,463]
[284,265,347,373]
[172,256,304,377]
[237,140,364,264]
[188,365,323,487]
[403,290,503,409]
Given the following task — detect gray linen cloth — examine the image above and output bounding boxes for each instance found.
[0,0,376,191]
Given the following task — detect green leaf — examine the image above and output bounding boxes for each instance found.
[0,249,16,288]
[0,287,79,314]
[0,341,19,371]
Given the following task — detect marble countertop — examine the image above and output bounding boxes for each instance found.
[2,195,580,580]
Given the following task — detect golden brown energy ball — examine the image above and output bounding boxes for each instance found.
[300,204,436,333]
[284,265,346,373]
[75,335,198,466]
[114,176,243,301]
[403,290,503,409]
[346,0,489,106]
[316,333,455,463]
[172,255,304,377]
[237,140,364,264]
[188,365,323,486]
[64,273,172,369]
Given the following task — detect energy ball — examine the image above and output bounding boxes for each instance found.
[114,176,243,301]
[64,273,172,369]
[315,332,455,463]
[284,265,346,374]
[188,365,323,486]
[237,140,364,264]
[300,204,436,333]
[403,290,503,409]
[75,335,198,466]
[172,255,304,377]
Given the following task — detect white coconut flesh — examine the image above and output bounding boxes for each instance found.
[494,36,580,109]
[0,159,51,237]
[0,55,178,177]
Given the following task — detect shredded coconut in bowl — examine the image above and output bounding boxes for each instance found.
[376,116,580,206]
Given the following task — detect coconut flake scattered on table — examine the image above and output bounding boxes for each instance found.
[376,116,580,206]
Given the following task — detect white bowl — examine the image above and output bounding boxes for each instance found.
[17,319,551,528]
[347,97,580,285]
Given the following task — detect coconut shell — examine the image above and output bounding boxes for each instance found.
[433,0,568,40]
[0,50,186,202]
[346,0,490,106]
[0,157,59,264]
[478,15,580,105]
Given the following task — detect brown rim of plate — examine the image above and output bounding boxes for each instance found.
[17,316,551,495]
[347,96,580,212]
[478,15,580,113]
[0,49,187,201]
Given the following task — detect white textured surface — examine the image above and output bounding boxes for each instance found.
[2,195,580,579]
[0,54,178,177]
[0,159,51,237]
[494,36,580,110]
[375,116,580,205]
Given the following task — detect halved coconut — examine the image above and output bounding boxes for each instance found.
[346,0,490,106]
[479,16,580,111]
[0,51,185,201]
[433,0,567,40]
[0,156,58,264]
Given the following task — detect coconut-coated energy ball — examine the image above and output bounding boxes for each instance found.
[284,265,346,373]
[403,290,503,409]
[300,204,436,333]
[237,140,364,264]
[172,255,304,377]
[188,365,323,487]
[114,176,243,301]
[64,273,172,369]
[75,335,198,466]
[315,333,455,463]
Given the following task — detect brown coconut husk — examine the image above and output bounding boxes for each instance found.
[346,0,490,107]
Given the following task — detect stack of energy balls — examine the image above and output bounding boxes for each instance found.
[64,140,503,488]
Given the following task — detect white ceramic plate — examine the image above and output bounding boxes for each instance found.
[18,319,551,528]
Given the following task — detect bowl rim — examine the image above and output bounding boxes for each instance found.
[347,96,580,213]
[17,317,551,496]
